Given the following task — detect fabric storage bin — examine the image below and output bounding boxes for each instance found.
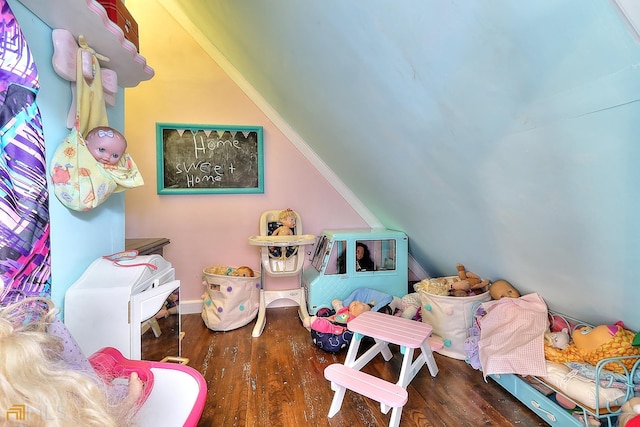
[201,270,261,332]
[418,277,491,360]
[97,0,140,51]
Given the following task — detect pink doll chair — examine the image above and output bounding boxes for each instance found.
[89,347,207,427]
[248,209,315,337]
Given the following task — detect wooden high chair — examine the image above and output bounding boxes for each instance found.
[248,209,315,337]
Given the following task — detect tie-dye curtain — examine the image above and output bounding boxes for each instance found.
[0,0,51,304]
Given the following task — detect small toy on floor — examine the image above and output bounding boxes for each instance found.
[305,288,394,353]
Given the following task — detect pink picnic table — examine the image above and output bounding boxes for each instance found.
[344,310,439,388]
[324,311,440,426]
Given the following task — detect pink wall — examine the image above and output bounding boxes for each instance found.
[124,3,368,309]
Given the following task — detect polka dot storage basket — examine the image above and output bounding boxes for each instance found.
[201,266,261,331]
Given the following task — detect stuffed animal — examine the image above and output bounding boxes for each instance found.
[414,265,490,298]
[414,277,450,296]
[455,264,490,292]
[203,265,254,277]
[389,293,421,320]
[544,323,640,374]
[618,397,640,427]
[203,264,232,276]
[544,328,570,350]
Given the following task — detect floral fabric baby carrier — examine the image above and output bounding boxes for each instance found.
[49,38,143,211]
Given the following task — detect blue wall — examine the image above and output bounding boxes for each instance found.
[171,0,640,329]
[10,0,126,316]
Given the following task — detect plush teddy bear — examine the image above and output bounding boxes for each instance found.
[303,288,394,332]
[544,328,570,350]
[455,263,490,292]
[544,322,640,374]
[618,397,640,427]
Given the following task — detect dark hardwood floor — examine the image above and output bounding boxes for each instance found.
[175,308,546,427]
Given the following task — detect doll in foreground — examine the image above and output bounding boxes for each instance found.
[0,298,142,427]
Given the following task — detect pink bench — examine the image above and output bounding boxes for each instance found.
[323,311,439,427]
[324,363,408,427]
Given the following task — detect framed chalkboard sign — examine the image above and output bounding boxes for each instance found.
[156,123,264,194]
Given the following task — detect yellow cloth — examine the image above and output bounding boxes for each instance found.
[544,325,640,374]
[75,48,107,136]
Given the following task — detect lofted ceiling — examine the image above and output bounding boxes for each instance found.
[157,0,640,326]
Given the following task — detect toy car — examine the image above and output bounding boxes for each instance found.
[303,228,409,315]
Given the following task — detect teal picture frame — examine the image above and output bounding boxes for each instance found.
[156,123,264,195]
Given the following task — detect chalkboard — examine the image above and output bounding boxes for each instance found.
[156,123,264,194]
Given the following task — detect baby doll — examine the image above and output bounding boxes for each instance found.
[390,292,421,320]
[304,287,394,334]
[306,300,372,335]
[272,208,296,237]
[232,265,255,277]
[269,208,297,255]
[85,126,127,166]
[0,297,143,426]
[544,328,570,350]
[489,279,521,299]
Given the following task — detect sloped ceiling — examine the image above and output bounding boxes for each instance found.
[161,0,640,327]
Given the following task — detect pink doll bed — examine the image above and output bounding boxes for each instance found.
[465,294,640,426]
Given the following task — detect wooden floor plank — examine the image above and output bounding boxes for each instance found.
[178,308,546,427]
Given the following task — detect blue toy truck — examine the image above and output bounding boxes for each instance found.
[303,228,409,315]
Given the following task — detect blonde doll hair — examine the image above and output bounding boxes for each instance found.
[278,208,296,222]
[0,298,134,427]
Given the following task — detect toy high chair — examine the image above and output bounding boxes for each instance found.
[248,209,315,337]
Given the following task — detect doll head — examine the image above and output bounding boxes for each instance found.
[278,209,296,228]
[489,279,520,300]
[85,126,127,165]
[348,300,372,317]
[235,266,255,277]
[572,324,618,352]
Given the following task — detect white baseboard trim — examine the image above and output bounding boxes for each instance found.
[181,299,204,315]
[181,296,302,316]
